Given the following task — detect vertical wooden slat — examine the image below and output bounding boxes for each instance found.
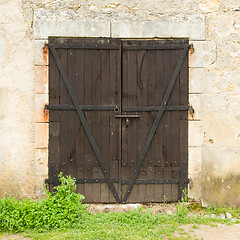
[75,41,85,196]
[121,44,128,169]
[59,47,68,175]
[49,39,60,180]
[92,48,101,202]
[67,40,77,178]
[146,47,156,202]
[146,48,155,167]
[163,49,172,201]
[100,49,110,202]
[179,47,189,195]
[127,49,138,203]
[84,45,93,202]
[109,45,121,202]
[136,47,148,203]
[170,49,180,201]
[49,39,60,123]
[154,49,164,201]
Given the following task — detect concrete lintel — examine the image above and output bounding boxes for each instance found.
[34,19,111,39]
[111,20,205,40]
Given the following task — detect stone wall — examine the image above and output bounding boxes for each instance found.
[0,0,239,206]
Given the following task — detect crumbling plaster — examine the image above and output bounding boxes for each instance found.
[0,0,239,205]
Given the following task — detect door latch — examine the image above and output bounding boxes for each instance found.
[115,115,140,128]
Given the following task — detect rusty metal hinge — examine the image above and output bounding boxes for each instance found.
[43,42,48,53]
[188,105,194,115]
[189,44,194,54]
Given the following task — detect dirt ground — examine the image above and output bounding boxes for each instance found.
[1,204,240,240]
[184,224,240,240]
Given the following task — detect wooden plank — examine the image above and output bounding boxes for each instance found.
[75,40,85,196]
[180,120,188,195]
[135,44,148,203]
[163,167,172,202]
[91,48,101,202]
[59,47,68,175]
[67,41,77,178]
[155,50,164,168]
[48,122,60,181]
[171,166,180,201]
[163,49,172,168]
[146,46,156,202]
[154,167,164,202]
[93,167,103,202]
[180,47,189,121]
[126,48,138,203]
[179,46,189,196]
[121,167,129,202]
[170,49,180,168]
[109,44,121,202]
[146,167,155,202]
[170,49,180,200]
[121,44,128,172]
[146,48,155,167]
[49,39,60,122]
[162,48,172,202]
[100,49,110,203]
[83,43,93,202]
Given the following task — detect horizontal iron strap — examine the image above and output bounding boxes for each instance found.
[122,179,189,184]
[122,44,188,50]
[45,178,119,184]
[123,105,189,112]
[45,104,118,111]
[47,43,119,50]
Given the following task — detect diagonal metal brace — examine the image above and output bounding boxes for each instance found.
[122,45,190,203]
[49,45,121,202]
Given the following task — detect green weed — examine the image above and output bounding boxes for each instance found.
[0,173,86,232]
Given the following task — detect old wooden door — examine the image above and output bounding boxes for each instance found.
[46,38,189,203]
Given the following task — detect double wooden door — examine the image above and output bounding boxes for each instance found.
[47,38,189,203]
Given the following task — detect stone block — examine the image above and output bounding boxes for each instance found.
[203,111,240,148]
[189,68,204,94]
[35,66,48,94]
[199,0,221,12]
[188,94,202,120]
[35,148,48,176]
[35,123,48,148]
[202,147,240,177]
[0,35,6,63]
[34,40,48,66]
[0,88,7,119]
[189,41,216,67]
[111,19,205,40]
[203,69,222,94]
[188,121,203,147]
[35,94,49,123]
[202,94,228,112]
[188,174,202,201]
[188,147,201,175]
[34,17,110,39]
[207,13,240,41]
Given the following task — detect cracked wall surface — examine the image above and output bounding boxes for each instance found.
[0,0,240,206]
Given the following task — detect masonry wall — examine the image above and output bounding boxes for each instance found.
[0,0,239,206]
